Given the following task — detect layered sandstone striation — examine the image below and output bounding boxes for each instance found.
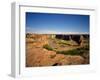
[26,47,84,67]
[26,33,49,47]
[26,33,89,67]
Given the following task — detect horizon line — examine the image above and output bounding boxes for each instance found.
[26,32,89,35]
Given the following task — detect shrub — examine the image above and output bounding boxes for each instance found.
[56,47,88,56]
[57,50,81,55]
[58,40,71,45]
[43,44,54,51]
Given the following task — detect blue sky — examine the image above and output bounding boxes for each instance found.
[26,12,89,34]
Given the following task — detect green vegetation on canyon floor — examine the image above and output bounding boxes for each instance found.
[26,33,89,67]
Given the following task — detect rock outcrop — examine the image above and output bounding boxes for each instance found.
[26,47,56,67]
[52,54,84,65]
[26,33,89,67]
[26,34,49,47]
[55,34,89,45]
[26,47,85,67]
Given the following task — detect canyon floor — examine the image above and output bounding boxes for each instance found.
[26,33,89,67]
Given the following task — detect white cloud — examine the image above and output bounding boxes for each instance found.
[26,27,89,34]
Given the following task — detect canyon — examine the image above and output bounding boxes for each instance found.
[26,33,89,67]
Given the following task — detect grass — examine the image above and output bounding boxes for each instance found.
[56,49,83,55]
[56,46,89,56]
[57,39,71,46]
[43,40,89,56]
[43,44,89,56]
[43,44,54,51]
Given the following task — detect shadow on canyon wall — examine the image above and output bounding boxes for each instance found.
[26,33,89,67]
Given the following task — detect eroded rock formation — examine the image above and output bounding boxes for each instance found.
[56,34,89,45]
[26,33,49,47]
[26,47,85,67]
[26,33,89,67]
